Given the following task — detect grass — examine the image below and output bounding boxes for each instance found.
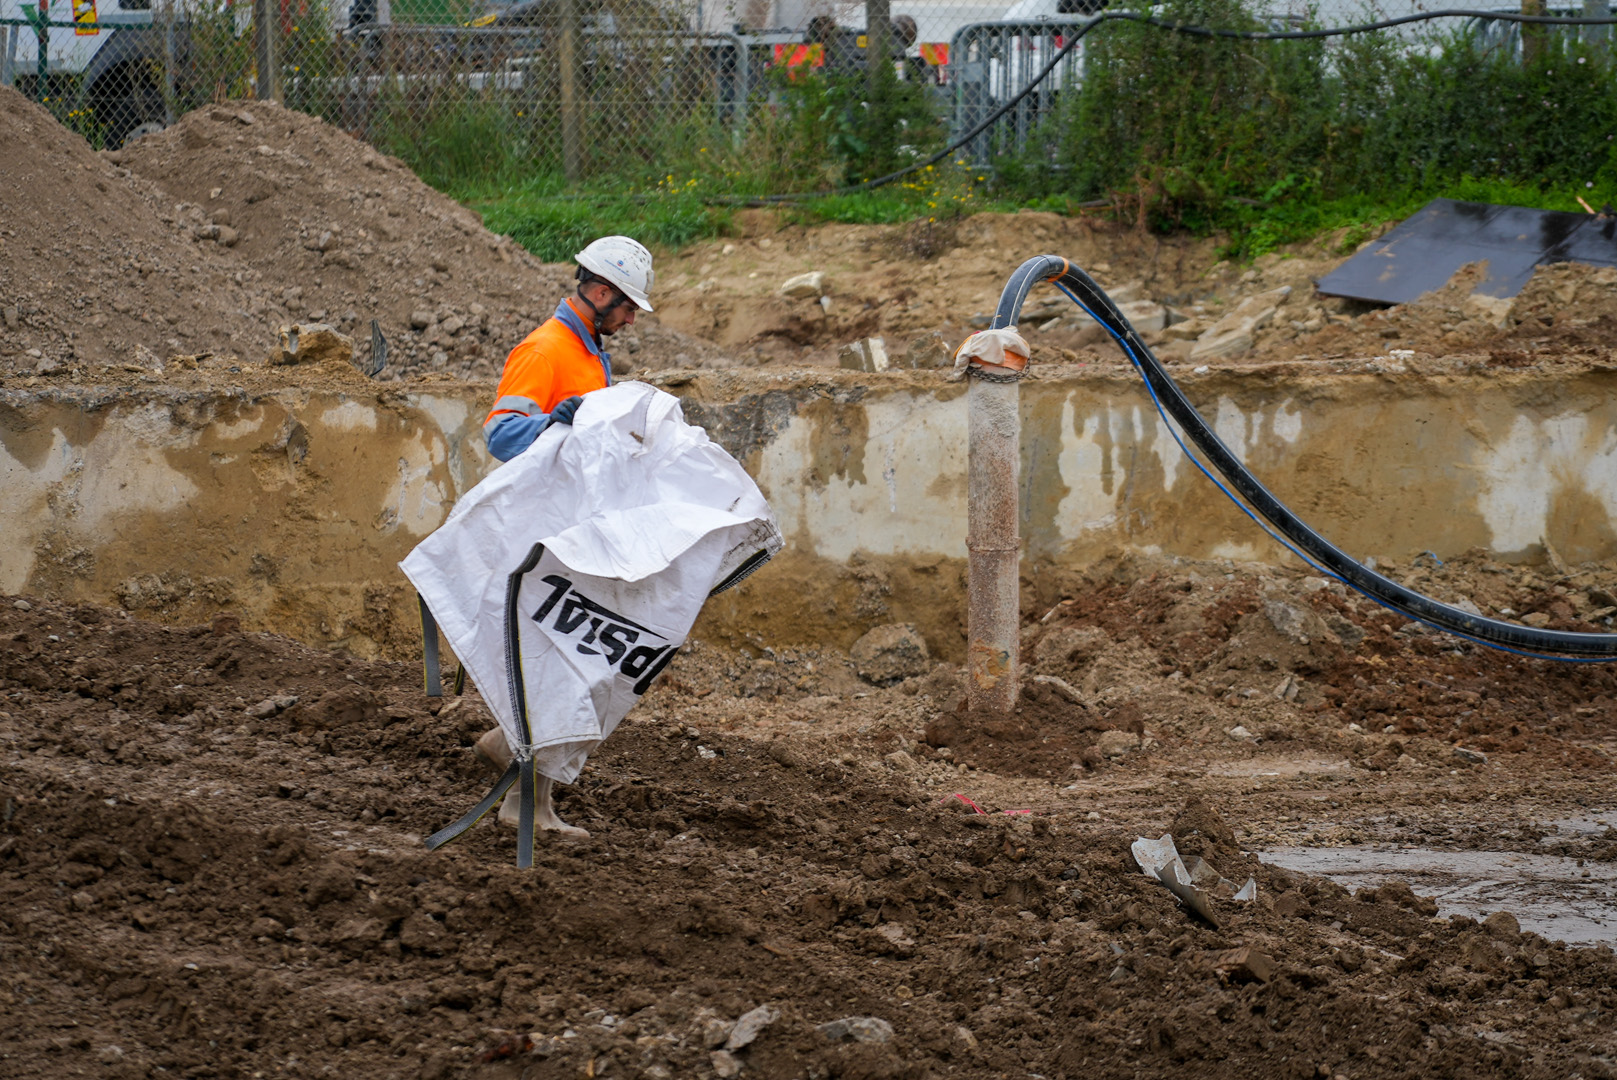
[452,167,1612,270]
[1223,176,1617,262]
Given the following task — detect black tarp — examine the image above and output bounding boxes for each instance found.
[1315,198,1617,305]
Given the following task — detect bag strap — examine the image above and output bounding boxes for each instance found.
[418,593,443,697]
[423,543,549,867]
[425,760,518,850]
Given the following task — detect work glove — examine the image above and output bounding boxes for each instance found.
[548,396,583,426]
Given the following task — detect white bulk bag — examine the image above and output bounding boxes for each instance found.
[400,382,780,857]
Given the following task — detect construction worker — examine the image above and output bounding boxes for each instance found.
[474,235,655,837]
[482,235,656,462]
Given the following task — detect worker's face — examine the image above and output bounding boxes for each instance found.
[584,282,638,335]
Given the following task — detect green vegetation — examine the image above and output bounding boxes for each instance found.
[373,0,1617,262]
[1000,0,1617,259]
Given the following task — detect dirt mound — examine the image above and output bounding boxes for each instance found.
[0,86,252,375]
[651,207,1617,376]
[112,100,735,381]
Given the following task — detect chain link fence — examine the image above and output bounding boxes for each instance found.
[1,0,997,177]
[2,0,1602,198]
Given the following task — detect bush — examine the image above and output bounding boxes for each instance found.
[1000,3,1617,255]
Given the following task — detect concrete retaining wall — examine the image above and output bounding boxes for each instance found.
[3,364,1614,659]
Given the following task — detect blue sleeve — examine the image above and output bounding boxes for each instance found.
[485,411,550,462]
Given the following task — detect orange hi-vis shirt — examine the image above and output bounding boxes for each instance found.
[484,297,612,439]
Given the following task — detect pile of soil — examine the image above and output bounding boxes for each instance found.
[0,89,731,385]
[113,100,735,381]
[0,87,250,374]
[648,207,1617,376]
[4,553,1617,1078]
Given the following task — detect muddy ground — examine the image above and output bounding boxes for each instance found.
[4,549,1617,1079]
[6,91,1617,1080]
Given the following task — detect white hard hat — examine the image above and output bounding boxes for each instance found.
[575,235,656,312]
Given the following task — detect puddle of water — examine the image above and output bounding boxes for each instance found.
[1261,845,1617,946]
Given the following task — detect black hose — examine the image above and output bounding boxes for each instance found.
[991,255,1617,658]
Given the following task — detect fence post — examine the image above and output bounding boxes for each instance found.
[33,0,46,102]
[865,0,889,100]
[559,0,581,183]
[161,0,176,124]
[1521,0,1546,63]
[254,0,280,101]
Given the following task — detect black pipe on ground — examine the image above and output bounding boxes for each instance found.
[993,255,1617,659]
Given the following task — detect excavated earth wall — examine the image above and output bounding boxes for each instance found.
[3,361,1615,660]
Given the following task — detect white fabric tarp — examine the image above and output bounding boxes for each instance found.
[400,382,781,783]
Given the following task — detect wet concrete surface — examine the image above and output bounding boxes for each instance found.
[1262,834,1617,945]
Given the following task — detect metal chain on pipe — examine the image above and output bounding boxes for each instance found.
[966,367,1028,384]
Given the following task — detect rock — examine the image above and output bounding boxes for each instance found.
[1190,286,1291,361]
[767,739,806,767]
[884,749,917,770]
[12,599,31,611]
[700,1016,733,1049]
[1032,625,1109,673]
[816,1016,895,1044]
[1483,910,1521,939]
[1226,725,1255,741]
[1107,281,1144,304]
[274,323,354,366]
[850,623,930,685]
[1096,729,1136,759]
[246,693,299,719]
[1118,299,1167,333]
[1163,317,1210,341]
[1464,292,1514,329]
[409,310,434,330]
[439,315,466,335]
[1263,598,1317,645]
[1453,745,1488,765]
[837,336,890,373]
[329,916,385,955]
[725,1004,779,1050]
[902,330,952,368]
[874,922,915,950]
[1274,889,1312,919]
[214,225,239,248]
[1211,946,1274,983]
[711,1050,742,1078]
[1029,673,1083,703]
[397,912,448,953]
[1522,611,1551,628]
[780,271,825,298]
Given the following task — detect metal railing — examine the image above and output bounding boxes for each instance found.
[948,17,1093,167]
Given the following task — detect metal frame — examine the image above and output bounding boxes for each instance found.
[948,17,1094,167]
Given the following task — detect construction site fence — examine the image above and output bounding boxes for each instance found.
[3,3,1612,193]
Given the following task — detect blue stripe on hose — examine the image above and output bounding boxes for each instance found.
[1050,280,1617,664]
